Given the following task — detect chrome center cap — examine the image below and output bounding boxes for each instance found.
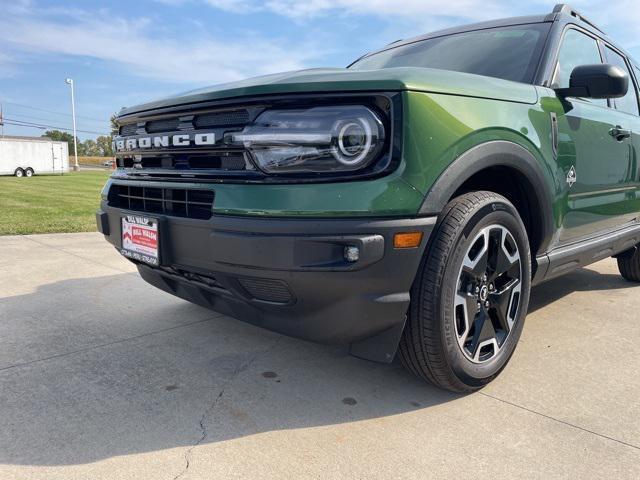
[479,285,489,302]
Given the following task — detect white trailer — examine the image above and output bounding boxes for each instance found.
[0,136,69,177]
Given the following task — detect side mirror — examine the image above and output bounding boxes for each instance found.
[556,64,629,99]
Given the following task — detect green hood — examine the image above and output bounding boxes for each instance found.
[119,67,538,116]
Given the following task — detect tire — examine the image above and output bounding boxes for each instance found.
[25,168,34,177]
[398,191,532,393]
[14,168,24,178]
[617,247,640,282]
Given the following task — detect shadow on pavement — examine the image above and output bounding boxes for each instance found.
[0,274,458,467]
[0,264,631,467]
[529,264,634,313]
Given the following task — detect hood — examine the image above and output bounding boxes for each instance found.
[118,67,538,116]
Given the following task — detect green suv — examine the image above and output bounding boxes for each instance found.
[98,4,640,392]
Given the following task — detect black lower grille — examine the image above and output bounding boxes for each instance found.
[238,277,293,304]
[108,184,214,219]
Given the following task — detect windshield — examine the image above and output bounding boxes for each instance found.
[349,24,551,84]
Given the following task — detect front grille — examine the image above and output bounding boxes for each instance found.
[195,110,249,128]
[119,124,138,136]
[119,109,251,136]
[115,107,255,179]
[146,118,180,133]
[186,154,247,170]
[238,277,293,304]
[108,184,214,220]
[119,152,249,171]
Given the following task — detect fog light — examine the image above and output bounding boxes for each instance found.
[344,245,360,262]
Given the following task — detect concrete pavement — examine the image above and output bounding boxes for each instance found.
[0,232,639,479]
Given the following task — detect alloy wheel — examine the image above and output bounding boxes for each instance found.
[454,225,522,363]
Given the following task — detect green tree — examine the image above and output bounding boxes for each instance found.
[96,135,114,156]
[82,139,99,156]
[110,114,119,136]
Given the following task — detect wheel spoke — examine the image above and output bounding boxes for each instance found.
[454,291,479,348]
[462,229,489,278]
[490,278,520,333]
[488,227,518,282]
[467,309,497,361]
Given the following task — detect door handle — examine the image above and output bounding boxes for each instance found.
[610,126,632,141]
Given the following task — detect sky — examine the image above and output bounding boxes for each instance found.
[1,0,639,140]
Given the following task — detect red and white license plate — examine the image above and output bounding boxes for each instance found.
[121,215,159,265]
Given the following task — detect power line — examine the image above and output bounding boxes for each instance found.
[2,100,109,123]
[5,111,110,129]
[2,118,110,136]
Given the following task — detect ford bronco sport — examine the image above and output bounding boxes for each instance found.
[98,4,640,392]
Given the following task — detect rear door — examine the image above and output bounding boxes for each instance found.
[52,143,63,173]
[553,28,637,244]
[601,47,640,222]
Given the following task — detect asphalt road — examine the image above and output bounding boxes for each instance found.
[1,232,639,479]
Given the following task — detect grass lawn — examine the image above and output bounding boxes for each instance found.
[0,170,111,235]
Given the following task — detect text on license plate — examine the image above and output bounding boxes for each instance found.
[121,215,159,265]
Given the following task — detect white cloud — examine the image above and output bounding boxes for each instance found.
[194,0,529,23]
[4,0,640,88]
[262,0,509,21]
[0,5,319,85]
[196,0,640,57]
[204,0,258,13]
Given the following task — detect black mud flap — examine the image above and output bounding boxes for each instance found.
[349,315,407,364]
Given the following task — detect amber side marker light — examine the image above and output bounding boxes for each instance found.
[394,232,423,249]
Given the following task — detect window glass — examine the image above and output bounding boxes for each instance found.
[604,47,639,115]
[553,29,606,106]
[349,24,550,84]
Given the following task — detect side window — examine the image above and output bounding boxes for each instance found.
[553,29,606,105]
[604,47,639,115]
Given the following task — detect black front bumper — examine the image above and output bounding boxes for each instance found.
[97,204,436,362]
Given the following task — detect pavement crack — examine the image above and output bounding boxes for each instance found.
[479,391,640,451]
[173,336,282,480]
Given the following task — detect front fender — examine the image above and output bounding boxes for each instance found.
[418,140,556,256]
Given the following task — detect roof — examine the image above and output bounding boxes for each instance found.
[0,135,52,141]
[0,135,69,144]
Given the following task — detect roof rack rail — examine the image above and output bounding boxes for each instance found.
[552,4,606,34]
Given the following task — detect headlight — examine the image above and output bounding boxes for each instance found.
[229,105,385,174]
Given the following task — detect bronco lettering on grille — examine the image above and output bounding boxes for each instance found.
[114,132,217,152]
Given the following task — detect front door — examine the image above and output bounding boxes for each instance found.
[553,28,638,244]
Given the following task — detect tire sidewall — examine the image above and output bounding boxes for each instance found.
[439,199,531,388]
[25,168,33,177]
[15,168,24,178]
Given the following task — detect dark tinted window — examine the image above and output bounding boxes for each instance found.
[604,47,639,115]
[349,24,550,84]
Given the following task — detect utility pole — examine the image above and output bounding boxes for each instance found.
[0,103,4,137]
[65,78,79,171]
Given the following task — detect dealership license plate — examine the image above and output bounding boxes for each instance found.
[121,215,159,266]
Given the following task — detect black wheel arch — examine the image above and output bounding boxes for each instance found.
[418,141,555,257]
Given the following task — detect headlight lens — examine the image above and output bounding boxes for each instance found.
[230,105,385,174]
